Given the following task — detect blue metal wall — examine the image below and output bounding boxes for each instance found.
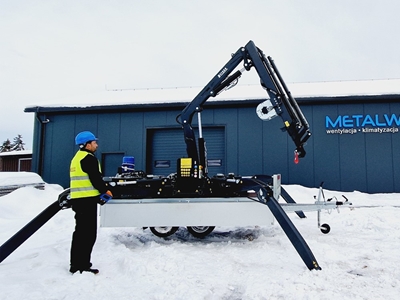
[311,101,400,193]
[27,96,400,193]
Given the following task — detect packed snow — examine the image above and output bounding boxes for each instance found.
[0,171,43,187]
[25,78,400,109]
[0,175,400,300]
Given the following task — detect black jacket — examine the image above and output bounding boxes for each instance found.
[80,149,108,195]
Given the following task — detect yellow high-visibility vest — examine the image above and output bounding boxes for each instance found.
[70,151,101,199]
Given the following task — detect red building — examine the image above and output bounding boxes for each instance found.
[0,150,32,172]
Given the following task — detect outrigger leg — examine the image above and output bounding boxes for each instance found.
[256,186,321,271]
[280,187,307,219]
[0,189,70,263]
[250,175,306,219]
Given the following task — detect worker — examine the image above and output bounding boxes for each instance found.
[69,131,112,274]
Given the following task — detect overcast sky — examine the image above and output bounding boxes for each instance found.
[1,0,400,149]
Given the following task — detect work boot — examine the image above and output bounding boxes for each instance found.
[80,268,99,274]
[70,265,99,274]
[69,265,80,274]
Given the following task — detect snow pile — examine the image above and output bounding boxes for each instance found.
[0,178,400,299]
[0,172,44,187]
[0,172,45,197]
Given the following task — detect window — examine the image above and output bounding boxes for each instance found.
[207,159,222,167]
[154,160,171,168]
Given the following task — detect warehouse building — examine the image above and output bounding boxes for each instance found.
[25,79,400,193]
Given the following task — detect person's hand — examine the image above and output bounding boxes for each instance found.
[99,190,113,205]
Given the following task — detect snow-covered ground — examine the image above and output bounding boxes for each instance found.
[0,176,399,300]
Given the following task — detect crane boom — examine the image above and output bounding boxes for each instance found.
[177,40,311,173]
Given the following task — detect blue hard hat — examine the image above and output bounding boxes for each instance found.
[75,131,98,145]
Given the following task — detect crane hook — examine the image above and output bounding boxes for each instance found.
[294,150,299,164]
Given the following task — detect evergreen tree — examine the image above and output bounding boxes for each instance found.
[0,135,25,152]
[0,139,12,152]
[11,134,25,151]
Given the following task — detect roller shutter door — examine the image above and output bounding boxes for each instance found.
[150,127,225,176]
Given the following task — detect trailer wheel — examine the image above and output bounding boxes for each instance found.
[187,226,215,238]
[320,223,331,234]
[150,226,179,238]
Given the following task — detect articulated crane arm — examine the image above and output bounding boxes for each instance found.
[176,41,320,271]
[177,40,311,174]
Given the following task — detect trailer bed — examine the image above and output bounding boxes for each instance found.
[100,197,274,228]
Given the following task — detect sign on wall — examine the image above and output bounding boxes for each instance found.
[325,114,400,135]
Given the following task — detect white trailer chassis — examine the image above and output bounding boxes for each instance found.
[99,181,351,271]
[99,197,341,229]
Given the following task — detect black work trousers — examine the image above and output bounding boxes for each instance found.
[70,197,98,269]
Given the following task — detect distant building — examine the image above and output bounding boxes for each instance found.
[0,150,32,172]
[25,79,400,193]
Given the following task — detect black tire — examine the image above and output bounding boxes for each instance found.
[150,226,179,238]
[187,226,215,238]
[320,223,331,234]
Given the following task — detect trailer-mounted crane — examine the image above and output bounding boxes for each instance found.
[0,41,352,271]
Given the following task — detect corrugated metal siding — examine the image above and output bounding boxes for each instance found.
[149,127,225,176]
[102,152,125,177]
[18,158,32,171]
[0,156,32,171]
[29,96,400,193]
[309,101,400,193]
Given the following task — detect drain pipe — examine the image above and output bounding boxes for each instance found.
[35,110,50,176]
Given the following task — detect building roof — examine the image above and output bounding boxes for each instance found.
[25,78,400,113]
[0,150,32,157]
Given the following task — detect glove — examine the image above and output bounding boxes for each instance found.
[99,190,113,205]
